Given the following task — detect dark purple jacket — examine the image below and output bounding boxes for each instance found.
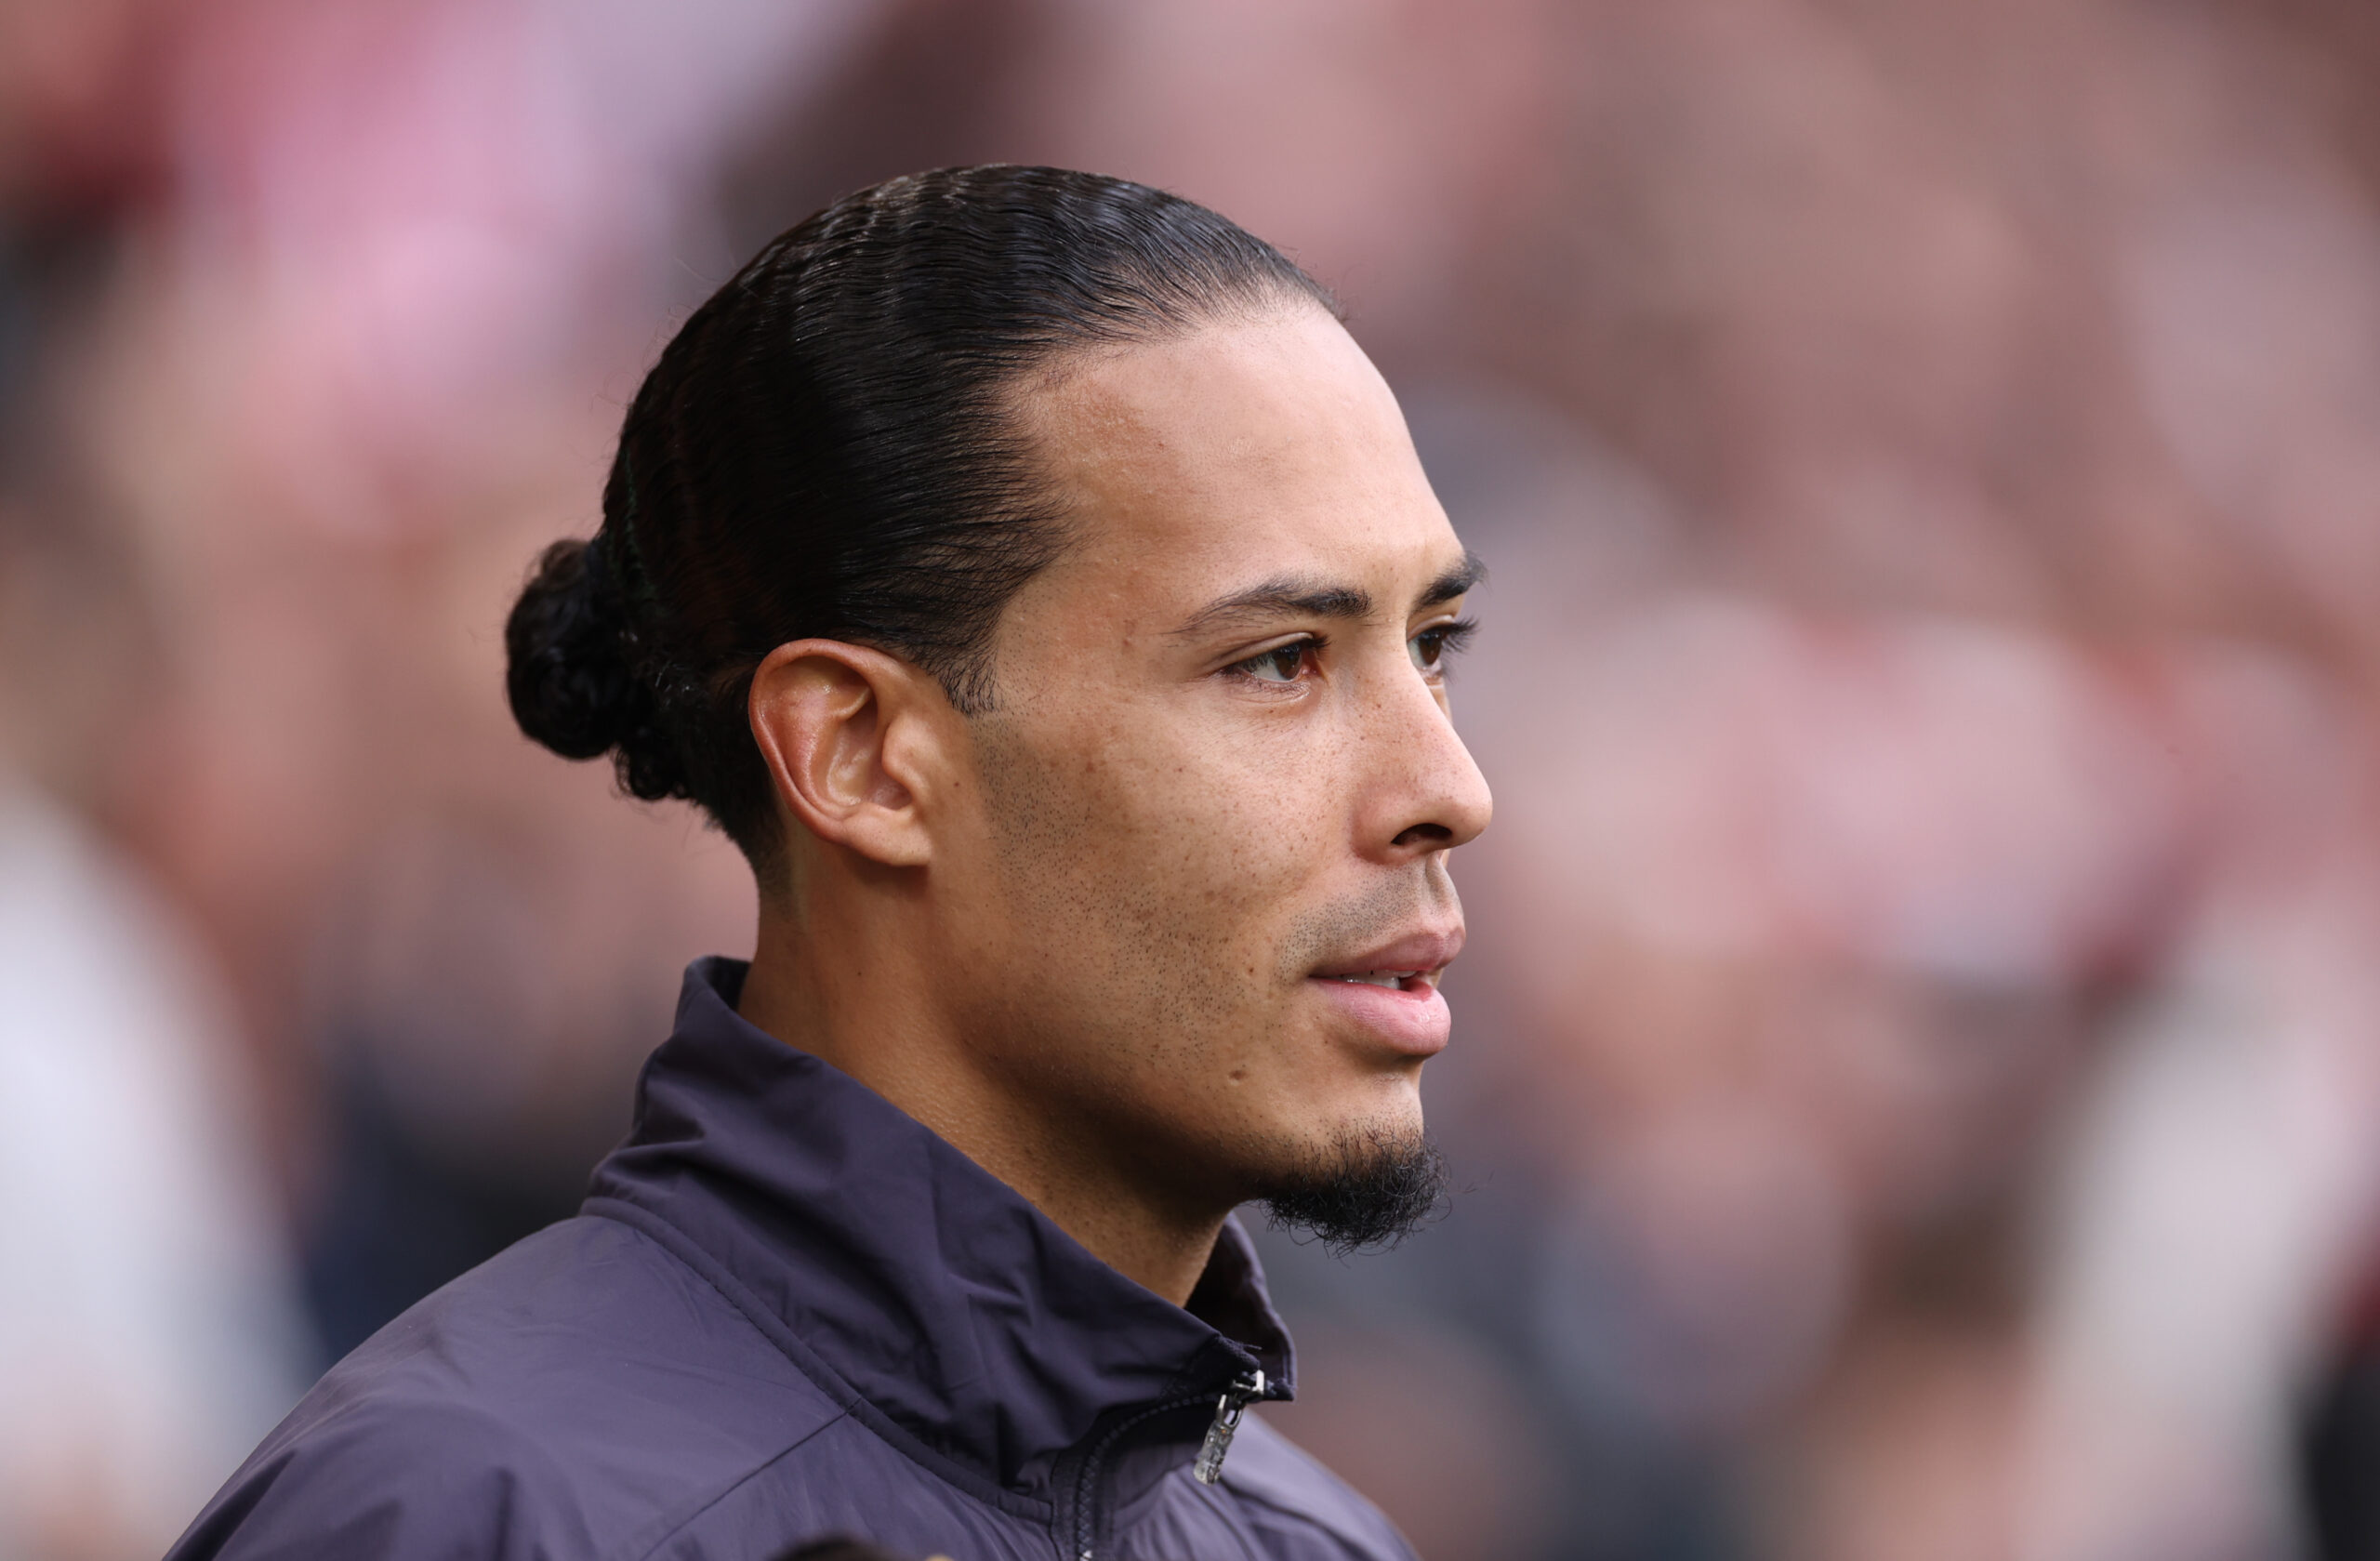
[168,959,1417,1561]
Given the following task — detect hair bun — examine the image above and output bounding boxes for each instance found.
[505,537,645,763]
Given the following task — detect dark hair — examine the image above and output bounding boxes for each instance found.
[769,1541,912,1561]
[505,165,1333,867]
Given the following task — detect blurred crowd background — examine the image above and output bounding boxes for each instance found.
[8,2,2380,1558]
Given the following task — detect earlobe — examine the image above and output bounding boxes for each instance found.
[748,641,940,867]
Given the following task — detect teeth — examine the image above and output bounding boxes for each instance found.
[1333,972,1411,988]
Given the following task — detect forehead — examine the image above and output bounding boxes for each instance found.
[1013,308,1459,615]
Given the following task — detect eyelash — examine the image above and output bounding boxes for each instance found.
[1225,635,1328,686]
[1221,618,1479,686]
[1413,618,1479,672]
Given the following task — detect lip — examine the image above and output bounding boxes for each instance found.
[1304,924,1465,1057]
[1310,926,1465,982]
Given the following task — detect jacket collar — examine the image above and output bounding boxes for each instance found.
[584,958,1294,1501]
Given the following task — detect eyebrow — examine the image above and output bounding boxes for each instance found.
[1173,549,1485,638]
[1421,549,1487,608]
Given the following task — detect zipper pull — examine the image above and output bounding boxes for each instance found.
[1192,1369,1266,1485]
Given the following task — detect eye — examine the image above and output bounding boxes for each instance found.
[1229,638,1321,684]
[1408,618,1477,674]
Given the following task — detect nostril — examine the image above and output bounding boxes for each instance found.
[1392,822,1453,850]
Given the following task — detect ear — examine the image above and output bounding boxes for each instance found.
[747,640,953,868]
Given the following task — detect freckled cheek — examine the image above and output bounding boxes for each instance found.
[1110,780,1338,990]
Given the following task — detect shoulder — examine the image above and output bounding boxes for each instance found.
[171,1215,849,1561]
[170,1389,596,1561]
[1219,1415,1420,1561]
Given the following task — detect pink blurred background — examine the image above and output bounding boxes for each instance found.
[9,3,2380,1558]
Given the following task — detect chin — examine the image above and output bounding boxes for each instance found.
[1321,1065,1427,1136]
[1250,1113,1448,1255]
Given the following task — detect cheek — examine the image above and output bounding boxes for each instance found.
[965,713,1402,1162]
[981,719,1341,1007]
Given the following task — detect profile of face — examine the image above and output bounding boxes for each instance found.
[925,304,1492,1231]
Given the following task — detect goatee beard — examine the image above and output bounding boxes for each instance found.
[1258,1125,1448,1255]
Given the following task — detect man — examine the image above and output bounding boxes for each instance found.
[171,165,1490,1560]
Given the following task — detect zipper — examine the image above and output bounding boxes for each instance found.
[1192,1369,1266,1485]
[1065,1367,1271,1561]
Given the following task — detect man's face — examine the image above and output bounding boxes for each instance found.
[929,303,1491,1219]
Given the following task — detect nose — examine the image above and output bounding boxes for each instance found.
[1360,662,1493,864]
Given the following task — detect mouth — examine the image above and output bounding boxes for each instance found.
[1304,927,1463,1056]
[1319,969,1439,993]
[1308,925,1463,987]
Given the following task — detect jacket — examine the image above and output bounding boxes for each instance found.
[166,958,1419,1561]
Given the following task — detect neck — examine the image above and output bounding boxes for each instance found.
[736,890,1227,1308]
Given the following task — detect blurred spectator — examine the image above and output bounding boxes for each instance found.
[0,472,309,1555]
